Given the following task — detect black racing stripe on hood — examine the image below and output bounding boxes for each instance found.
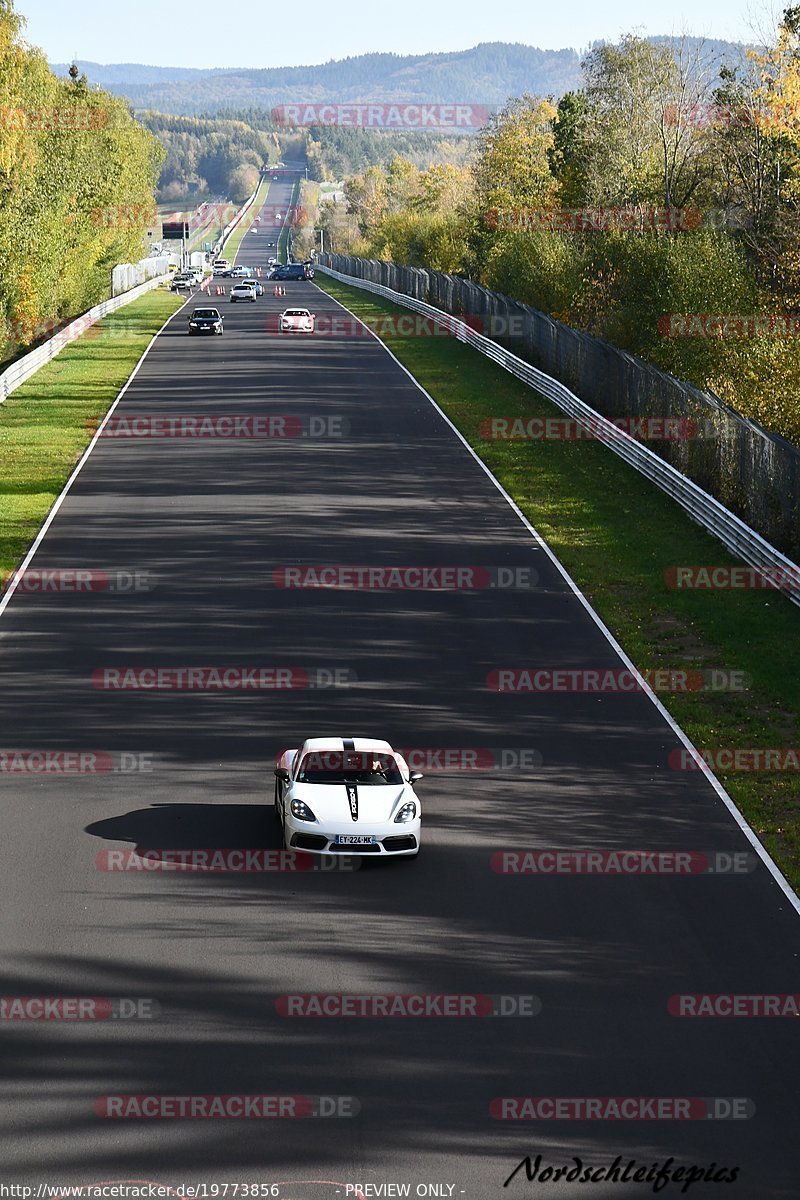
[343,739,357,819]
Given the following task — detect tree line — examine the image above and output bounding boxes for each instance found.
[138,112,272,201]
[0,0,165,359]
[324,16,800,444]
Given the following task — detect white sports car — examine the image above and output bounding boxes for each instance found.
[230,282,257,302]
[279,308,315,332]
[274,737,422,858]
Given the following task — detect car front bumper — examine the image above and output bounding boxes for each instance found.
[284,816,420,856]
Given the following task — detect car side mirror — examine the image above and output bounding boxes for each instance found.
[409,772,424,783]
[275,767,290,781]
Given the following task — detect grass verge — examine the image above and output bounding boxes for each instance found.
[316,272,800,893]
[0,287,184,584]
[279,179,301,263]
[225,177,272,264]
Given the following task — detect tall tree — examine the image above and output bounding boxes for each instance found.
[472,93,558,217]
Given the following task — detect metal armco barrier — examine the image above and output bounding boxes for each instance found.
[318,263,800,609]
[1,178,268,405]
[218,176,264,256]
[0,273,170,407]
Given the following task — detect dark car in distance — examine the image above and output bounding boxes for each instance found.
[271,264,311,281]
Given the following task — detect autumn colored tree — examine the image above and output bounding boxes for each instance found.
[1,0,165,357]
[472,93,557,218]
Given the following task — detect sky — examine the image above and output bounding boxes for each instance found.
[18,0,777,68]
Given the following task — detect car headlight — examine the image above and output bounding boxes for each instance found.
[290,799,317,822]
[189,322,198,326]
[394,801,416,823]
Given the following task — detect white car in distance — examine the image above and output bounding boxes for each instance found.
[230,282,257,303]
[279,308,315,332]
[274,737,422,858]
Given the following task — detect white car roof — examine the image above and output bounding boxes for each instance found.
[299,736,394,755]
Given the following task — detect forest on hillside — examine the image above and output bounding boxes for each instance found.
[316,21,800,445]
[50,38,752,116]
[137,112,273,200]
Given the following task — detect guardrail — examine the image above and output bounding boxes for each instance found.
[0,273,170,407]
[217,175,264,257]
[281,177,302,264]
[1,180,267,406]
[318,263,800,608]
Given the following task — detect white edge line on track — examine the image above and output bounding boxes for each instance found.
[318,277,800,919]
[0,295,189,621]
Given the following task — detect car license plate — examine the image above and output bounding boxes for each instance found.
[335,835,377,845]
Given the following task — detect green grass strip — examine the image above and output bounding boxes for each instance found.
[316,272,800,893]
[225,177,272,265]
[0,287,184,584]
[278,179,301,263]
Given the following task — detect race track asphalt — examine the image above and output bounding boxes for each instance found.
[0,171,798,1199]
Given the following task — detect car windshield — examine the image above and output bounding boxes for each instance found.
[193,310,218,318]
[295,750,403,785]
[285,310,309,317]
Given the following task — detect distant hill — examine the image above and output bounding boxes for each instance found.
[51,39,752,117]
